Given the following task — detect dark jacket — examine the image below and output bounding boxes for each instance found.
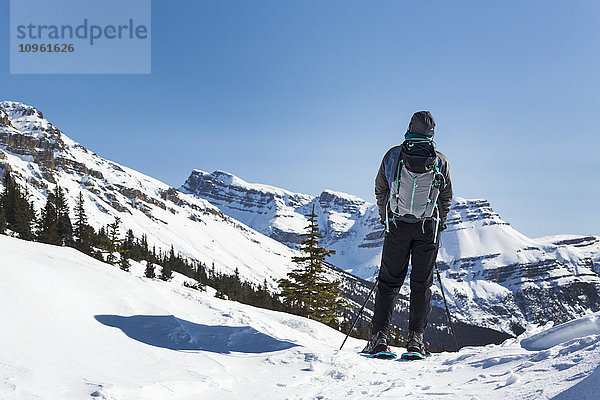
[375,145,453,231]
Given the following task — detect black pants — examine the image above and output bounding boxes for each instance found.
[371,220,439,336]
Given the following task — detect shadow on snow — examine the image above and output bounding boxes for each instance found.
[95,314,298,354]
[551,363,600,400]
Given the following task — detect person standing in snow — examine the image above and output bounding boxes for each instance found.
[362,111,453,358]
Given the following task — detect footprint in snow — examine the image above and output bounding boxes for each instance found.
[326,370,346,380]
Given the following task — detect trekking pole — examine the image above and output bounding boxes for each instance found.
[435,236,459,352]
[339,278,377,350]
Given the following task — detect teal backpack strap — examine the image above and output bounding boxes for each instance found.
[433,203,440,244]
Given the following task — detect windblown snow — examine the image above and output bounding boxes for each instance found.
[1,235,599,399]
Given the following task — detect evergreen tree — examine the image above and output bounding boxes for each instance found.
[159,263,173,281]
[53,186,73,246]
[124,229,142,260]
[1,171,35,239]
[74,192,91,253]
[144,261,155,279]
[106,216,121,264]
[194,262,208,285]
[140,233,149,259]
[119,252,130,272]
[37,193,61,245]
[278,204,348,324]
[0,203,6,234]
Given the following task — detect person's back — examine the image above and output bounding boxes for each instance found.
[362,111,453,359]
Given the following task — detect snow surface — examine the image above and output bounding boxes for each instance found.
[1,235,599,400]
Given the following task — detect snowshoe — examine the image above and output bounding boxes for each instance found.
[400,331,431,360]
[361,331,393,356]
[372,349,397,360]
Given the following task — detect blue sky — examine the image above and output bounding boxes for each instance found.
[1,0,599,237]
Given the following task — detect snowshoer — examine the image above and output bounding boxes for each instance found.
[362,111,453,359]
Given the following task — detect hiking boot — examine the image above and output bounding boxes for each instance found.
[405,330,430,358]
[361,331,390,354]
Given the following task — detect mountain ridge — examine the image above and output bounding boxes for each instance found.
[181,163,600,337]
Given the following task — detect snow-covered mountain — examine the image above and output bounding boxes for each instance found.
[3,100,598,346]
[181,170,600,337]
[181,169,383,277]
[0,101,298,289]
[2,234,599,399]
[0,101,508,351]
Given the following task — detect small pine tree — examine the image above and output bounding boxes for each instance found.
[214,287,227,299]
[53,186,73,246]
[278,204,348,324]
[193,262,208,285]
[119,252,130,272]
[159,264,173,281]
[144,261,156,278]
[74,191,91,253]
[37,193,61,245]
[0,204,6,234]
[106,216,121,264]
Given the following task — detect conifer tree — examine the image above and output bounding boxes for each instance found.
[74,192,91,253]
[37,193,61,245]
[53,186,73,246]
[193,262,207,285]
[159,263,173,281]
[119,252,130,272]
[0,203,6,234]
[106,216,121,264]
[144,261,156,278]
[278,204,348,324]
[140,233,149,258]
[1,171,35,239]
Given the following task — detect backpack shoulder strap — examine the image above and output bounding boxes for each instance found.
[383,146,402,189]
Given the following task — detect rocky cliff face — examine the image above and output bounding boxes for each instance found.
[181,171,600,337]
[181,170,384,278]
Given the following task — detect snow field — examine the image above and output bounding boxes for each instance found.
[1,234,599,399]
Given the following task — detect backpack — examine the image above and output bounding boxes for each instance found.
[386,139,445,239]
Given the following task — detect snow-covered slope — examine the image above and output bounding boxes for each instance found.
[181,171,600,337]
[1,235,599,400]
[0,101,298,289]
